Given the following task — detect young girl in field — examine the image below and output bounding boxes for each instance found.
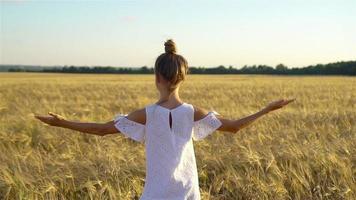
[35,39,295,200]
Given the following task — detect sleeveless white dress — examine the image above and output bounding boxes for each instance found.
[113,102,222,200]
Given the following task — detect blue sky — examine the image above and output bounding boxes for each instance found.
[1,0,355,68]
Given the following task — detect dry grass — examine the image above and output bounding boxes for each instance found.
[0,73,355,200]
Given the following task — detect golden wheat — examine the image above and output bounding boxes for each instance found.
[0,73,355,200]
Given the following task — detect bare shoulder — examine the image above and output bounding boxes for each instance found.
[126,107,146,125]
[191,104,210,121]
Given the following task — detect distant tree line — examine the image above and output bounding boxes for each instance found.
[4,61,356,75]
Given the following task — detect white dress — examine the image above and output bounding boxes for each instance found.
[113,102,222,200]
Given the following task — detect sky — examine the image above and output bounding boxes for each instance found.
[0,0,355,68]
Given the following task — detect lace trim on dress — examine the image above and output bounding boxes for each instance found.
[114,114,145,143]
[192,111,222,141]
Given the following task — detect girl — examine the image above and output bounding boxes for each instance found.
[35,39,295,200]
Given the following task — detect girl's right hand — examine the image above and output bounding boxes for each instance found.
[34,112,66,127]
[263,98,296,113]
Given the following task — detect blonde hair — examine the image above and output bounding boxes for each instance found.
[154,39,188,92]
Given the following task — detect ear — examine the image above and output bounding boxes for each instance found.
[155,73,160,83]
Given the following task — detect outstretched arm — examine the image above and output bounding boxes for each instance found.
[34,108,146,136]
[34,112,118,136]
[194,98,295,134]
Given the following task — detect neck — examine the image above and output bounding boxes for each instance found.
[158,88,182,104]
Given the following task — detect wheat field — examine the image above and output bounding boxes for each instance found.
[0,73,355,200]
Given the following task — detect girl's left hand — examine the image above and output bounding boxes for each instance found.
[263,98,296,113]
[34,112,66,127]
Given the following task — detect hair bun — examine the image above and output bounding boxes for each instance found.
[164,39,177,54]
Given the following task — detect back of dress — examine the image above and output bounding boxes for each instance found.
[114,102,222,200]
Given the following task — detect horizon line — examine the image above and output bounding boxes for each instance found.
[1,59,356,69]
